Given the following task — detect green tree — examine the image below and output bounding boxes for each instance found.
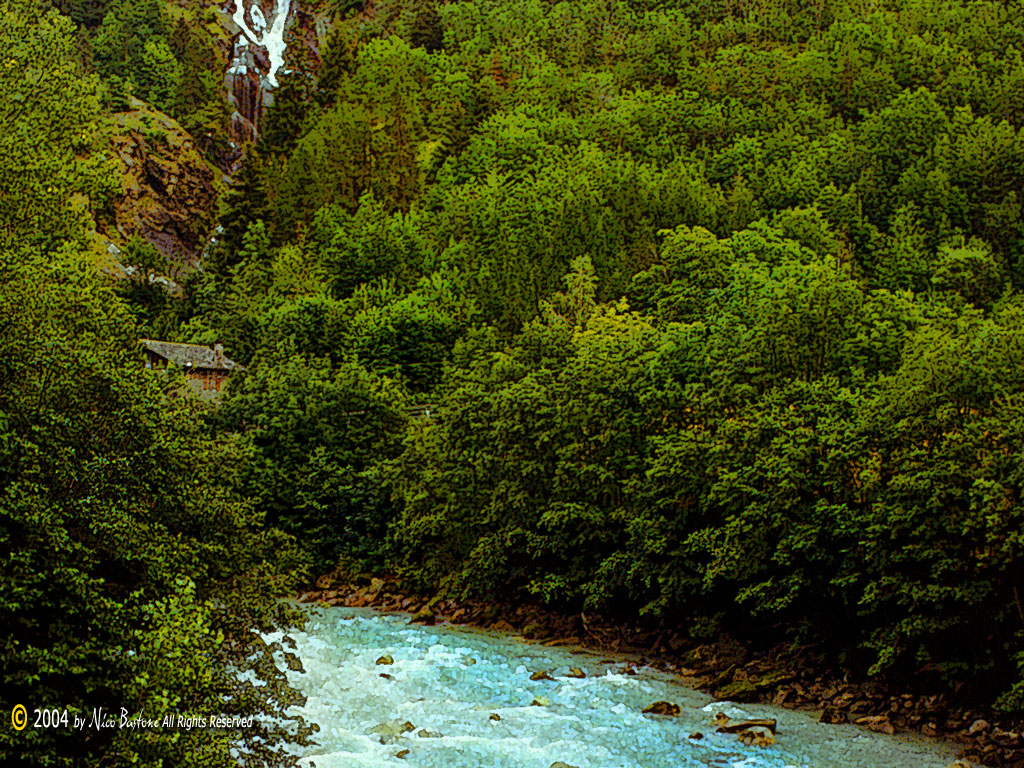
[215,145,272,273]
[0,250,310,768]
[92,0,167,82]
[214,353,408,567]
[0,0,116,247]
[137,37,181,113]
[930,238,1006,307]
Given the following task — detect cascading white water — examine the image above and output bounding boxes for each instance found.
[251,6,266,33]
[231,0,291,88]
[263,608,959,768]
[224,0,294,147]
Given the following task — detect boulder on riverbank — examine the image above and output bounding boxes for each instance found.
[409,607,436,625]
[856,715,895,735]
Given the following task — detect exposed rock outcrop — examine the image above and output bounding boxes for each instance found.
[108,107,219,266]
[226,35,267,144]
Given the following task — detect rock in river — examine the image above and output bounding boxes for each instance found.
[856,715,895,735]
[643,701,682,717]
[715,717,778,734]
[738,725,776,747]
[369,720,415,744]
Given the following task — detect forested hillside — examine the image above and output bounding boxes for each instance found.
[1,2,308,766]
[5,0,1024,763]
[191,0,1024,714]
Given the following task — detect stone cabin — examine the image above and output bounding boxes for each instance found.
[141,339,244,397]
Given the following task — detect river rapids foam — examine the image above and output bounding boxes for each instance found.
[264,608,957,768]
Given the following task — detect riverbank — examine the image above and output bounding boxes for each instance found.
[298,573,1023,768]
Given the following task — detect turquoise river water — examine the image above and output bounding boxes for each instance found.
[265,607,958,768]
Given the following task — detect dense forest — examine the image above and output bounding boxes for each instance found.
[5,0,1024,764]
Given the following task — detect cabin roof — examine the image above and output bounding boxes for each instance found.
[140,339,243,372]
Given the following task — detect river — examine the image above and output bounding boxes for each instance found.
[264,607,959,768]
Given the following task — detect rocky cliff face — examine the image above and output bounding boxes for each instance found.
[108,107,219,266]
[102,1,312,265]
[227,38,266,144]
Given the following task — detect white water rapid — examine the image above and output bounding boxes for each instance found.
[264,608,959,768]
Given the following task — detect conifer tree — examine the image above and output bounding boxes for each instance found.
[213,145,272,276]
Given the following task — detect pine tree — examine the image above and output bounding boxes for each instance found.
[211,145,271,276]
[260,69,313,157]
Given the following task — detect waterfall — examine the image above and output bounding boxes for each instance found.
[226,0,294,143]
